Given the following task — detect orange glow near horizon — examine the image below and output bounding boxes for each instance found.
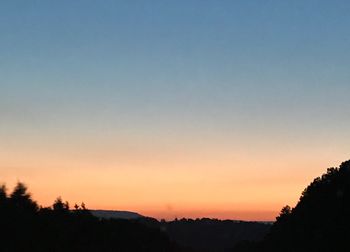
[1,132,348,221]
[2,0,350,224]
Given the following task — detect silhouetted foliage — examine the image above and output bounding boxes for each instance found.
[53,196,69,212]
[5,160,349,252]
[0,182,179,252]
[9,182,38,213]
[0,182,271,252]
[0,184,6,199]
[159,218,270,252]
[235,160,350,252]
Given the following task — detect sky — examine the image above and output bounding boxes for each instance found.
[1,0,350,220]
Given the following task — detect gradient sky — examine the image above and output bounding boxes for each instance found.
[1,0,350,220]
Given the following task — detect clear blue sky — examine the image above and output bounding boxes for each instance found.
[1,1,350,220]
[2,1,350,131]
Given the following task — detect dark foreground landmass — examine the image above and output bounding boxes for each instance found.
[155,218,270,251]
[234,160,350,252]
[1,160,350,251]
[0,183,269,251]
[89,210,271,251]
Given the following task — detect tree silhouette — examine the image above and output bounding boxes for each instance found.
[0,184,6,199]
[0,184,8,213]
[0,184,7,205]
[275,205,291,222]
[0,182,179,252]
[53,196,69,212]
[9,182,38,213]
[235,160,350,252]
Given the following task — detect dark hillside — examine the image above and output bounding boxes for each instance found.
[0,182,269,252]
[235,160,350,252]
[0,183,179,252]
[161,218,270,252]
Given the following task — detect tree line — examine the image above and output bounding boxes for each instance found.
[2,159,349,251]
[0,182,179,252]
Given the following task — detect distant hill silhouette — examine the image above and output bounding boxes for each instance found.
[159,218,270,252]
[235,160,350,252]
[92,210,271,251]
[91,209,144,220]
